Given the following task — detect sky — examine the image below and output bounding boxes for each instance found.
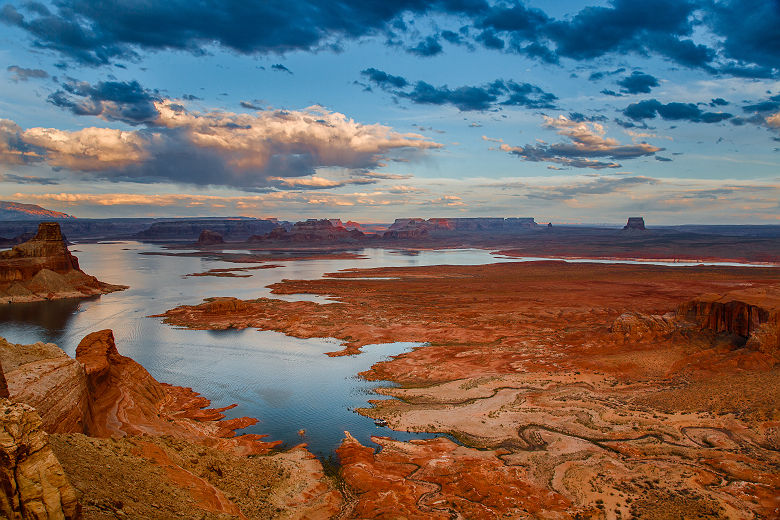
[0,0,778,224]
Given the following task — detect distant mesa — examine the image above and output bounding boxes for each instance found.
[197,229,224,246]
[383,217,537,239]
[0,222,126,304]
[623,216,646,231]
[251,218,366,243]
[0,200,74,221]
[136,218,278,242]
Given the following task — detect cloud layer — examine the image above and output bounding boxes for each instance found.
[0,103,441,188]
[3,0,776,77]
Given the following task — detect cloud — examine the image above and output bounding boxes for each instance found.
[767,112,780,129]
[407,36,443,56]
[495,115,661,169]
[361,68,408,89]
[623,99,733,123]
[706,0,780,71]
[47,79,161,125]
[7,65,48,82]
[271,63,292,74]
[0,104,441,188]
[617,71,659,94]
[0,0,488,65]
[2,0,777,80]
[521,175,660,201]
[240,100,264,110]
[361,69,557,111]
[0,173,60,185]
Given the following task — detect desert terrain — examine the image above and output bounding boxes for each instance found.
[159,261,780,518]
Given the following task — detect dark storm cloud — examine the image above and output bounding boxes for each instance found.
[623,99,733,123]
[706,0,780,71]
[617,71,659,94]
[0,0,488,65]
[709,98,729,107]
[271,64,293,74]
[407,36,443,56]
[7,65,49,82]
[361,69,557,111]
[47,79,161,124]
[2,0,776,79]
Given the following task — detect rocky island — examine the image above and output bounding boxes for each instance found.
[0,222,126,304]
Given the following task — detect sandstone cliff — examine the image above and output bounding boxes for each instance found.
[0,222,126,304]
[0,399,80,520]
[677,286,780,354]
[0,338,93,434]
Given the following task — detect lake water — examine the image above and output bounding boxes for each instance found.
[0,242,771,455]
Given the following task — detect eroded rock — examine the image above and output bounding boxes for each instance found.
[0,222,126,304]
[0,399,80,520]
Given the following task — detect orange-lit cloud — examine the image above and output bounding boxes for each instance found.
[0,103,441,189]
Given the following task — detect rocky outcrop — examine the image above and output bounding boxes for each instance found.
[196,229,224,246]
[252,219,365,242]
[0,338,93,434]
[623,216,646,230]
[610,311,677,342]
[0,222,126,304]
[677,286,780,354]
[0,399,80,520]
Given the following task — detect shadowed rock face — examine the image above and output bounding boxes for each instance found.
[0,399,81,520]
[0,222,126,304]
[677,287,780,354]
[0,360,8,399]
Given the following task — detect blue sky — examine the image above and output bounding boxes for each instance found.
[0,0,778,224]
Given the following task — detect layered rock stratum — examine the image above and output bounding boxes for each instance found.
[0,399,80,520]
[0,222,126,304]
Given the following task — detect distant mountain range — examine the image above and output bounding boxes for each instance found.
[0,201,74,220]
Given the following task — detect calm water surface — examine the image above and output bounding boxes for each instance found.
[0,243,522,455]
[0,242,769,455]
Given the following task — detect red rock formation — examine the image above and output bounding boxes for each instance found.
[337,433,573,519]
[0,338,93,434]
[73,330,274,453]
[677,286,780,353]
[197,229,224,245]
[0,222,126,303]
[0,399,81,520]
